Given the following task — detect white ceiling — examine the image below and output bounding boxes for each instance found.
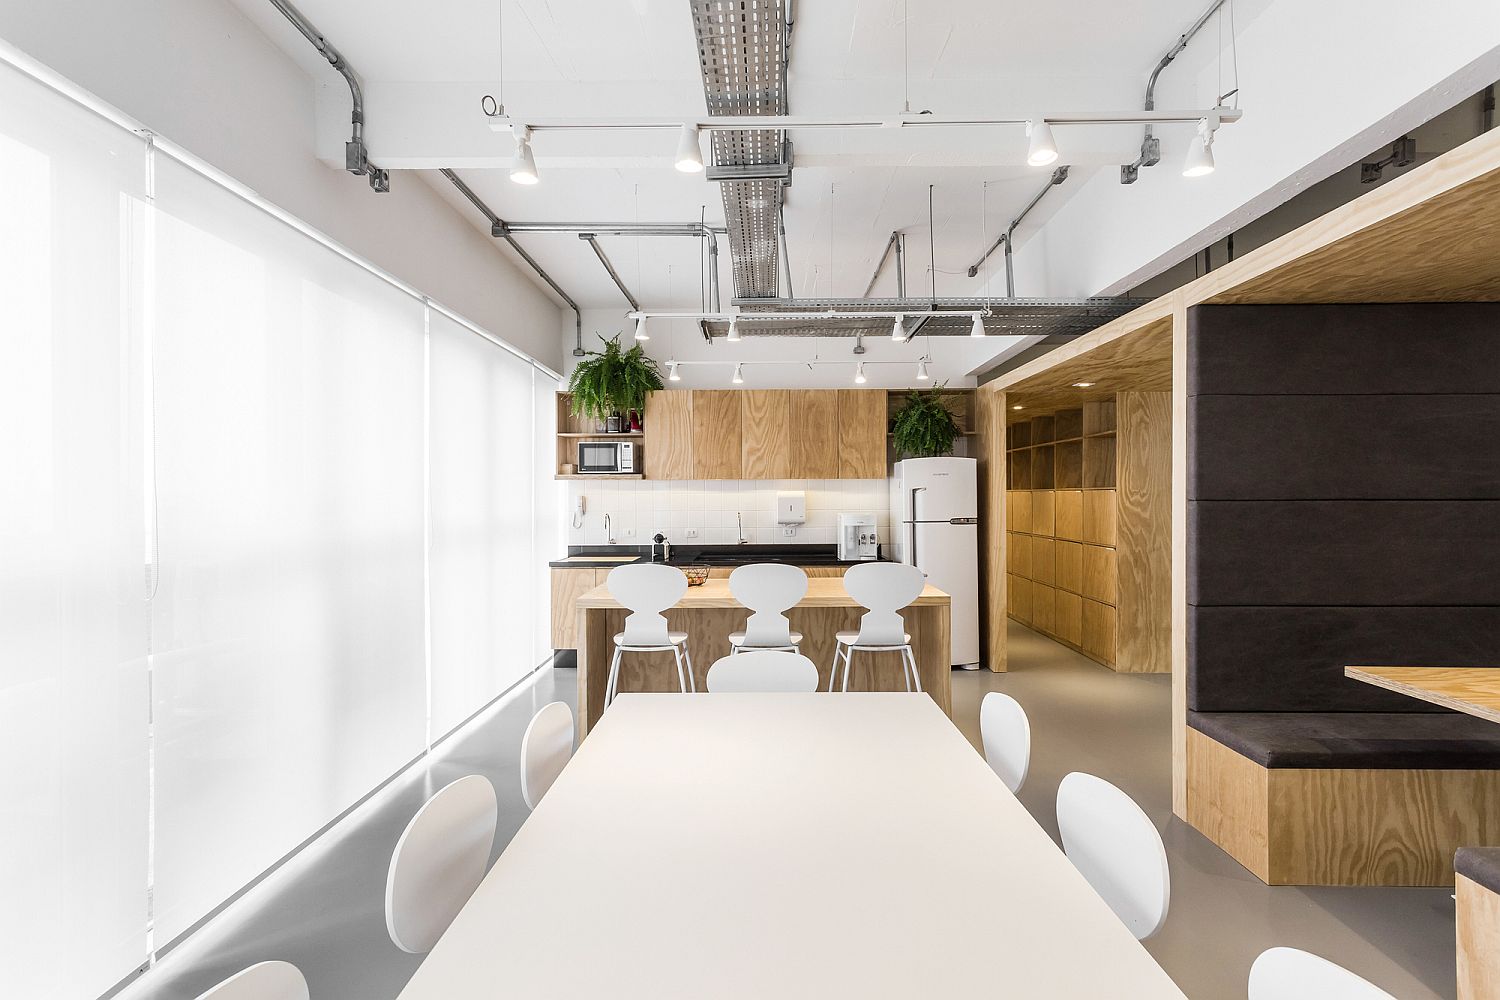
[233,0,1231,310]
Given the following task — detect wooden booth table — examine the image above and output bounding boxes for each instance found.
[574,577,951,736]
[1345,666,1500,725]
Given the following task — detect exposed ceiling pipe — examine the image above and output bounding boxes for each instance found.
[778,205,793,299]
[1121,0,1227,184]
[861,232,901,298]
[439,168,585,356]
[965,166,1069,297]
[708,231,722,312]
[267,0,389,192]
[579,234,641,311]
[896,233,907,298]
[498,222,726,236]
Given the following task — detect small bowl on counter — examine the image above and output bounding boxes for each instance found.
[681,564,711,587]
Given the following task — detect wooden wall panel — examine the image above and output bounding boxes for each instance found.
[1011,491,1032,532]
[1055,541,1083,594]
[1458,873,1500,1000]
[1011,576,1032,624]
[976,387,1008,670]
[1082,489,1117,545]
[1115,391,1172,674]
[838,389,888,479]
[790,390,840,479]
[1056,490,1083,540]
[1186,729,1271,881]
[1031,537,1056,586]
[1055,591,1083,646]
[1031,490,1055,536]
[644,390,693,480]
[741,389,791,480]
[1081,545,1117,605]
[690,390,743,479]
[1082,599,1116,665]
[1032,584,1056,634]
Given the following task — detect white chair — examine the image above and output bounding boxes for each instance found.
[979,691,1031,793]
[1056,772,1170,940]
[605,563,694,704]
[706,649,820,692]
[1248,947,1398,1000]
[726,563,808,654]
[193,962,308,1000]
[830,562,926,693]
[385,774,497,954]
[520,701,574,810]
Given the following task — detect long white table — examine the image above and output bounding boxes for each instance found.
[397,693,1186,999]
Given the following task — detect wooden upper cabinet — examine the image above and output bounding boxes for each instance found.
[644,390,692,480]
[837,389,888,479]
[789,390,839,479]
[690,390,743,480]
[741,390,792,480]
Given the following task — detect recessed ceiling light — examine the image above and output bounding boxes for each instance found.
[1072,381,1094,388]
[1012,404,1024,411]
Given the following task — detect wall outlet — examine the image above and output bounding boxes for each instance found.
[782,526,797,537]
[684,528,699,538]
[623,528,635,538]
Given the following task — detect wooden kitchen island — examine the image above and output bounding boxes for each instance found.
[574,577,952,736]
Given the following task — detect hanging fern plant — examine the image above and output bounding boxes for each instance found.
[567,333,664,427]
[890,382,962,458]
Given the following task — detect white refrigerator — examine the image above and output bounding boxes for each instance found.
[889,457,981,668]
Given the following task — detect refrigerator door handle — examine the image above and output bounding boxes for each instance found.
[909,487,926,568]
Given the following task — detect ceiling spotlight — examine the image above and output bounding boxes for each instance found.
[731,362,744,385]
[633,315,649,342]
[854,361,867,384]
[891,315,905,342]
[1026,120,1059,167]
[1072,381,1094,388]
[675,123,704,173]
[667,360,681,382]
[509,128,539,185]
[726,318,741,342]
[970,314,986,338]
[1183,119,1216,178]
[916,359,930,381]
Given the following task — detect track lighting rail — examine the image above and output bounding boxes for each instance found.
[486,108,1241,135]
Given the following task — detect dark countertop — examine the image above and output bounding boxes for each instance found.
[549,543,890,570]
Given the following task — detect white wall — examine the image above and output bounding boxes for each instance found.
[568,478,891,549]
[563,308,1026,389]
[0,0,565,368]
[1033,0,1500,296]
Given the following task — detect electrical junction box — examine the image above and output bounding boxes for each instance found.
[775,491,806,525]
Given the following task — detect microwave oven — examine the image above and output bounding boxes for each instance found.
[577,439,638,474]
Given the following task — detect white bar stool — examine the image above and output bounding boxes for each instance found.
[707,649,821,692]
[726,563,808,655]
[605,563,694,704]
[830,562,926,693]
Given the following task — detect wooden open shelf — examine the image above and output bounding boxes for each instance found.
[555,392,646,479]
[1007,403,1116,491]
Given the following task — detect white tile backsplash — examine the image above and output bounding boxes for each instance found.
[567,479,890,549]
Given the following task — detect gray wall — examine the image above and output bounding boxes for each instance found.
[1186,304,1500,713]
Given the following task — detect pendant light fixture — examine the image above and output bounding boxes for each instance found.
[890,315,904,342]
[916,359,930,381]
[970,313,985,338]
[633,315,649,341]
[726,317,741,342]
[509,128,539,185]
[674,123,704,173]
[1182,119,1217,177]
[731,362,744,385]
[667,360,681,381]
[854,361,867,384]
[1026,120,1059,167]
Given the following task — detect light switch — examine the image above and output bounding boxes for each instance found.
[775,491,806,525]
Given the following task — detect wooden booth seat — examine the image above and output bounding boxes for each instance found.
[1457,848,1500,1000]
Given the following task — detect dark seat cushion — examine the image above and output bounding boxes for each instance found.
[1189,711,1500,769]
[1456,847,1500,893]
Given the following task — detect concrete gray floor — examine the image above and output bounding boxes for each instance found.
[120,627,1458,1000]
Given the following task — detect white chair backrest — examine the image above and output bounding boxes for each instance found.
[1248,948,1397,1000]
[706,649,820,692]
[193,962,308,1000]
[843,562,926,646]
[385,774,497,954]
[521,701,574,811]
[1056,772,1170,940]
[730,563,808,647]
[607,563,688,645]
[980,692,1031,794]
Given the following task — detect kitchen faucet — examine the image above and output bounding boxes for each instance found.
[604,513,613,544]
[737,511,748,545]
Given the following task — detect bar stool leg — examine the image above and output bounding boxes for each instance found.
[605,645,624,706]
[903,646,922,693]
[682,643,697,692]
[671,645,689,693]
[841,648,854,692]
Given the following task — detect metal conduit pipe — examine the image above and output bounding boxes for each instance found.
[709,231,722,312]
[499,222,727,236]
[1121,0,1227,184]
[895,233,906,298]
[861,232,901,298]
[965,166,1069,295]
[778,206,792,300]
[579,234,641,312]
[439,168,586,356]
[267,0,389,192]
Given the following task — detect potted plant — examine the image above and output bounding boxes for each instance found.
[890,382,962,458]
[567,333,664,431]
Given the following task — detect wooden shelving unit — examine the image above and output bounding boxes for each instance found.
[554,392,645,479]
[1005,401,1119,667]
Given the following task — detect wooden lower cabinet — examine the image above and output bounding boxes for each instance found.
[550,567,605,649]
